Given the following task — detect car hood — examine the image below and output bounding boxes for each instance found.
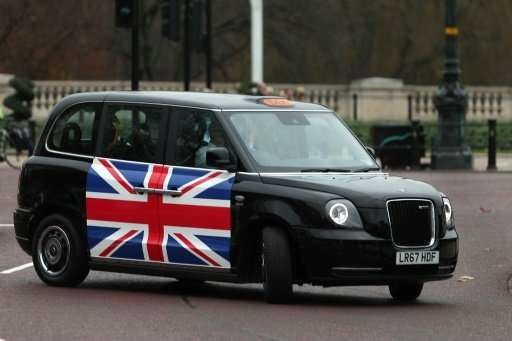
[259,172,442,208]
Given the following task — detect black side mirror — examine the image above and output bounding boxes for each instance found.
[206,147,236,171]
[366,146,376,158]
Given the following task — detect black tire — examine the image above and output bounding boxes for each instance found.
[389,282,423,301]
[262,227,293,303]
[32,214,89,287]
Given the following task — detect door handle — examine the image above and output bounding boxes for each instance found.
[134,187,151,194]
[133,187,182,197]
[160,189,182,197]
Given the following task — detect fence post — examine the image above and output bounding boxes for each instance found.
[28,120,36,146]
[352,93,358,121]
[411,120,420,169]
[487,119,497,171]
[407,94,413,121]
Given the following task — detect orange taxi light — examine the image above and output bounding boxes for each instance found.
[259,98,293,107]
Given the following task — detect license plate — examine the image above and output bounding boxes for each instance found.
[396,251,439,265]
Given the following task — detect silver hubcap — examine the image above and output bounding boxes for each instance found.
[37,225,71,276]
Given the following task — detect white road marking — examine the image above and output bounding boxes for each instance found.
[0,224,14,228]
[1,262,33,274]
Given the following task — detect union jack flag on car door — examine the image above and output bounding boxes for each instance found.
[86,157,234,268]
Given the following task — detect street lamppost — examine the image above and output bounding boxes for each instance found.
[250,0,263,83]
[431,0,472,169]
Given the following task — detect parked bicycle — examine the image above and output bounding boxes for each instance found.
[0,116,34,169]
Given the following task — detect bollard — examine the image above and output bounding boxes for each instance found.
[487,119,497,171]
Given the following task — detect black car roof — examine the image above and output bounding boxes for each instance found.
[56,91,330,112]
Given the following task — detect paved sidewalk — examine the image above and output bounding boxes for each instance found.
[472,152,512,171]
[413,152,512,172]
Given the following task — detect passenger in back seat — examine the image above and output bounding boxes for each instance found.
[61,122,82,154]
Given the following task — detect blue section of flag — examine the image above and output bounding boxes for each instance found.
[167,167,209,189]
[87,168,117,194]
[110,160,148,187]
[166,236,208,266]
[195,177,234,200]
[111,231,145,260]
[87,225,119,249]
[196,235,230,261]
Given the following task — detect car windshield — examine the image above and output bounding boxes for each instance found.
[227,111,378,172]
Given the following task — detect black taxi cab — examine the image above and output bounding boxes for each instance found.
[13,92,458,303]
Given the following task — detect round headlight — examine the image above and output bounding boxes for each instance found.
[329,203,349,225]
[443,197,453,226]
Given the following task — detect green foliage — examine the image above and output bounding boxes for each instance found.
[238,81,257,95]
[3,76,35,121]
[348,122,373,145]
[345,121,512,152]
[464,122,512,151]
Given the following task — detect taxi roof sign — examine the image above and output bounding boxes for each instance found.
[259,98,293,107]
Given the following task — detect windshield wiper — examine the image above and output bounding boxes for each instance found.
[351,167,382,172]
[300,167,381,173]
[300,168,353,173]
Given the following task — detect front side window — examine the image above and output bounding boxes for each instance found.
[227,111,378,172]
[99,105,165,163]
[48,103,99,155]
[173,110,228,168]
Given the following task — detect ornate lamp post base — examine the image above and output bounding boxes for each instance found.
[431,146,472,169]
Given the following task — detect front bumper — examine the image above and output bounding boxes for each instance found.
[292,226,458,286]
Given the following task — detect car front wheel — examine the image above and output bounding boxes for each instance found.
[262,226,293,303]
[32,214,89,287]
[389,282,423,301]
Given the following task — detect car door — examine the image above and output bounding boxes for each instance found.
[86,104,170,263]
[159,108,235,268]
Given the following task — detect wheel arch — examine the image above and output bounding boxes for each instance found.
[238,213,305,283]
[29,203,87,244]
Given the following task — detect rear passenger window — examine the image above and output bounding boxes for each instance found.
[99,105,165,163]
[47,104,99,155]
[174,110,228,168]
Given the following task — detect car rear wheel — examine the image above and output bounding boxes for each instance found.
[389,282,423,301]
[262,227,293,303]
[32,214,89,286]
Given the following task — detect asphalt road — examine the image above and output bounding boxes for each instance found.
[1,165,511,340]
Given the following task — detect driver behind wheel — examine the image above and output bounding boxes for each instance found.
[194,117,225,168]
